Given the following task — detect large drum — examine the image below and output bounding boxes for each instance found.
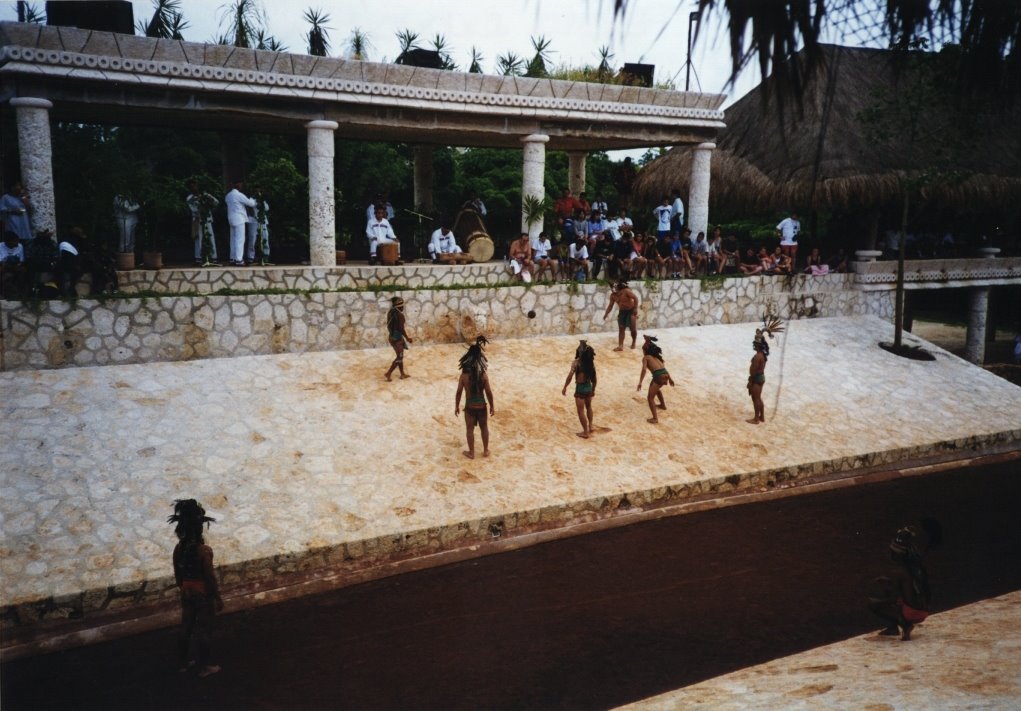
[467,232,494,263]
[378,242,399,265]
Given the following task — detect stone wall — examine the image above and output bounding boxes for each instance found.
[1,274,893,371]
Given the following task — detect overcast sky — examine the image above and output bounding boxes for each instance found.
[2,0,766,101]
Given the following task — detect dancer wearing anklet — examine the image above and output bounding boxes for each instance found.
[455,336,494,459]
[384,296,413,381]
[562,340,597,438]
[637,335,673,423]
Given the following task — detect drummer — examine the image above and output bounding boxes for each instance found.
[367,206,402,266]
[429,219,462,263]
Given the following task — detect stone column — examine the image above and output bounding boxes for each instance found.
[568,151,587,196]
[306,120,339,266]
[521,134,549,240]
[687,142,714,238]
[413,145,434,213]
[964,248,1000,364]
[10,98,56,236]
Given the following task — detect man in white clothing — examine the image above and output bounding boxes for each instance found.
[429,221,461,263]
[670,189,685,236]
[113,194,140,254]
[366,206,401,265]
[776,212,801,266]
[653,196,672,240]
[225,182,257,266]
[245,186,272,265]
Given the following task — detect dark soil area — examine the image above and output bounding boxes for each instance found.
[4,460,1020,711]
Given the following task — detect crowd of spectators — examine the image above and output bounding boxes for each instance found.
[506,194,850,283]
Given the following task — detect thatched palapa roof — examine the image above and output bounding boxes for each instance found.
[634,45,1021,212]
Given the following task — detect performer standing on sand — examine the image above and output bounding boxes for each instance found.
[384,296,413,381]
[455,336,494,459]
[747,316,784,424]
[603,280,639,351]
[637,334,674,423]
[562,340,597,439]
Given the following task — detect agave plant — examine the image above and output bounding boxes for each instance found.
[304,8,331,57]
[346,28,372,61]
[254,29,285,52]
[394,29,420,64]
[522,194,549,228]
[18,2,45,23]
[596,45,615,80]
[468,46,484,74]
[431,33,457,70]
[217,0,265,49]
[525,35,553,78]
[137,0,188,39]
[496,52,524,76]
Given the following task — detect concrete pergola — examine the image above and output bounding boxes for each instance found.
[0,22,726,264]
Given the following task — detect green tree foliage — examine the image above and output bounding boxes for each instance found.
[304,8,331,57]
[248,156,309,251]
[346,28,372,61]
[217,0,265,49]
[525,36,553,78]
[136,0,188,40]
[496,52,524,76]
[467,47,484,73]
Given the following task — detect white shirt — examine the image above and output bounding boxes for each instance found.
[607,219,622,242]
[531,237,552,259]
[653,205,672,231]
[430,228,460,254]
[366,217,397,243]
[569,243,589,260]
[225,189,257,227]
[113,195,140,218]
[777,217,801,245]
[592,200,608,217]
[0,242,24,262]
[671,197,685,224]
[58,241,79,256]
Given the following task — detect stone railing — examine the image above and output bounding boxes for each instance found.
[1,274,892,371]
[0,23,726,127]
[852,256,1021,290]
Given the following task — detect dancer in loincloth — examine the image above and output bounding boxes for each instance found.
[455,336,494,459]
[747,316,784,423]
[384,296,413,381]
[562,340,597,438]
[869,519,942,641]
[637,334,674,423]
[603,280,639,351]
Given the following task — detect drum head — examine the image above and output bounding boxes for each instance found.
[467,233,494,262]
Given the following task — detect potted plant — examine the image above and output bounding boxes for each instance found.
[336,230,351,265]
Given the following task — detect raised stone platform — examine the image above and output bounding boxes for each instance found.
[2,316,1019,655]
[852,256,1021,290]
[620,590,1021,710]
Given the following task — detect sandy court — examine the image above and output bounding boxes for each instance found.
[2,315,1021,610]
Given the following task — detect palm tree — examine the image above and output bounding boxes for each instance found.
[17,2,45,23]
[596,45,614,81]
[525,35,553,78]
[496,52,524,77]
[346,28,372,61]
[254,29,285,52]
[430,33,457,71]
[303,8,331,57]
[394,29,420,65]
[217,0,265,49]
[468,46,484,74]
[136,0,189,39]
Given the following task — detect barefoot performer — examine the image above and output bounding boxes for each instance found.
[869,519,942,641]
[747,316,784,424]
[455,336,494,459]
[562,340,597,438]
[385,296,413,381]
[603,280,639,351]
[637,334,674,423]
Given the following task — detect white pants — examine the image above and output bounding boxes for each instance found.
[245,222,257,261]
[229,223,245,263]
[117,217,137,253]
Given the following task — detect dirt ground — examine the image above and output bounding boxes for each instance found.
[910,321,1020,385]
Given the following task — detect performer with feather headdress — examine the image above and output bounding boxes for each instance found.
[747,316,784,424]
[385,296,413,381]
[637,334,674,424]
[562,340,597,438]
[455,336,494,459]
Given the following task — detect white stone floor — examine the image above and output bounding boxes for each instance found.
[621,590,1021,710]
[2,316,1020,608]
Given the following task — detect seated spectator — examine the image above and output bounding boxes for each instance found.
[773,246,793,275]
[592,232,614,280]
[573,208,590,247]
[428,220,462,263]
[568,234,591,280]
[531,231,557,282]
[625,232,647,279]
[611,231,632,279]
[721,234,740,274]
[665,233,684,278]
[644,235,665,279]
[691,231,709,275]
[585,209,608,250]
[56,234,82,296]
[508,232,534,282]
[706,230,724,274]
[804,247,829,275]
[0,230,27,297]
[759,246,778,275]
[828,248,848,273]
[739,247,763,275]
